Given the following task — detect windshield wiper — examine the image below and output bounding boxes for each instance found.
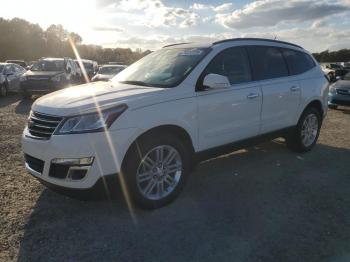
[120,80,152,87]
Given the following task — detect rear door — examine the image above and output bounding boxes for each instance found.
[247,46,301,134]
[196,46,262,150]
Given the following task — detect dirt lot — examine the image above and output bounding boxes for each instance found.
[0,94,350,262]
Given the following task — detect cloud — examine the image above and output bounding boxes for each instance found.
[216,0,350,29]
[92,26,123,32]
[190,3,212,10]
[99,0,200,28]
[190,2,233,12]
[213,3,233,13]
[102,21,350,53]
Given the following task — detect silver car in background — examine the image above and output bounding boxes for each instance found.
[0,63,26,97]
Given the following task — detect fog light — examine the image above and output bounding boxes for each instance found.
[51,157,94,166]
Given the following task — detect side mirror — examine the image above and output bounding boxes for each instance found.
[202,74,230,90]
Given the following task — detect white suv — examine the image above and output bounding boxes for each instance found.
[22,38,329,209]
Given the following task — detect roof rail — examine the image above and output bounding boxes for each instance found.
[162,42,191,48]
[213,38,303,49]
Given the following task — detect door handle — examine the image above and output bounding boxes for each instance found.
[290,86,300,92]
[247,93,259,99]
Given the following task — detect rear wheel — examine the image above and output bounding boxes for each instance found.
[286,107,322,152]
[122,134,191,209]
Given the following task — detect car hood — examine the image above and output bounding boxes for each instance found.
[333,80,350,90]
[24,70,64,77]
[32,81,179,116]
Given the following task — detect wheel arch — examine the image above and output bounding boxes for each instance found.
[304,99,324,118]
[121,124,196,171]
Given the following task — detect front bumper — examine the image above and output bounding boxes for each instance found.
[22,127,140,189]
[20,80,65,94]
[328,92,350,106]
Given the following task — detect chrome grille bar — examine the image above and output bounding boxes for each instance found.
[27,111,63,140]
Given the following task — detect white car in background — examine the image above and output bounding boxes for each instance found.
[22,38,328,209]
[91,65,126,82]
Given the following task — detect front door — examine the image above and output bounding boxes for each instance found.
[196,47,262,151]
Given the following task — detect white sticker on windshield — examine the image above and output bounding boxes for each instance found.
[178,49,204,56]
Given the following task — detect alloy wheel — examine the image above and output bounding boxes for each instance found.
[136,145,182,201]
[301,113,319,147]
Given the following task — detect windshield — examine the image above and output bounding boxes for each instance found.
[83,62,93,69]
[112,47,210,87]
[31,60,64,71]
[99,66,124,75]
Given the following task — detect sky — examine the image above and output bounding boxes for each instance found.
[1,0,350,52]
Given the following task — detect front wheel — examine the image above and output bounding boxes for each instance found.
[122,134,191,209]
[286,107,322,152]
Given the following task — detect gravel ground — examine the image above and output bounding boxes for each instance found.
[0,94,350,262]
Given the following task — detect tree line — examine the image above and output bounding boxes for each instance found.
[312,49,350,63]
[0,17,349,65]
[0,17,151,65]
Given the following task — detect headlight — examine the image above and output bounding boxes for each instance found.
[329,84,337,94]
[20,76,27,82]
[51,74,63,82]
[56,104,128,134]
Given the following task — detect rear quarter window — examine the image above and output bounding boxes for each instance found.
[282,49,316,75]
[247,46,289,81]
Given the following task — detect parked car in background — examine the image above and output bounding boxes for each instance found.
[75,59,98,80]
[0,63,26,97]
[343,62,350,70]
[321,63,348,82]
[20,57,81,98]
[91,64,126,82]
[5,60,28,69]
[328,72,350,109]
[22,38,328,209]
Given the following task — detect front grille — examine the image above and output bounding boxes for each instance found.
[336,89,350,96]
[24,154,44,174]
[28,111,63,139]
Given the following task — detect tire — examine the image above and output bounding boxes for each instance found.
[122,133,192,209]
[286,107,322,153]
[328,104,338,110]
[0,85,7,97]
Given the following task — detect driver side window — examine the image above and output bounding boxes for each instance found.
[205,47,252,85]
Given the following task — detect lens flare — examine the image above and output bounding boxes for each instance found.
[68,36,137,223]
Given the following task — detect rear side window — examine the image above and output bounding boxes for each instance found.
[204,47,252,85]
[282,49,316,75]
[247,46,288,80]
